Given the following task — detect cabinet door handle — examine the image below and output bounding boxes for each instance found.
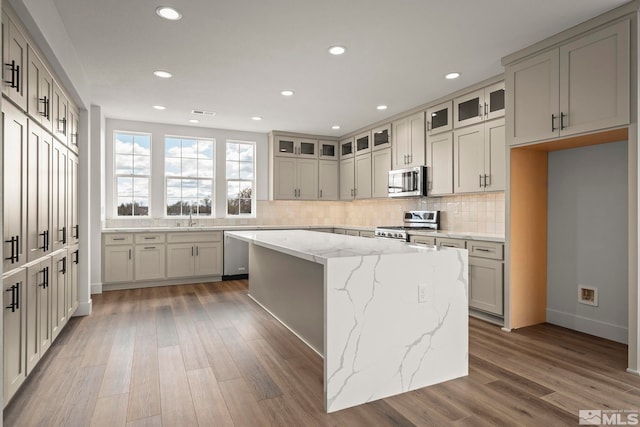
[74,224,79,239]
[191,246,194,257]
[484,174,490,187]
[5,236,16,263]
[319,189,323,198]
[479,174,483,188]
[60,257,67,274]
[39,96,48,118]
[196,246,199,256]
[484,102,489,118]
[551,114,556,132]
[4,60,17,89]
[73,249,79,265]
[40,266,49,289]
[5,285,16,312]
[426,121,431,131]
[128,249,132,259]
[560,112,566,130]
[62,226,67,244]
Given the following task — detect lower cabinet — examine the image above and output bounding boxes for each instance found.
[68,245,79,318]
[3,268,27,406]
[469,257,504,315]
[50,250,67,341]
[103,244,133,283]
[26,256,52,375]
[134,245,165,281]
[166,232,223,278]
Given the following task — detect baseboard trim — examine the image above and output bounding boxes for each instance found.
[626,368,640,376]
[73,300,92,317]
[91,282,103,294]
[102,276,222,292]
[546,308,628,344]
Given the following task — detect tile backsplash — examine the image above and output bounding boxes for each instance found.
[105,193,505,234]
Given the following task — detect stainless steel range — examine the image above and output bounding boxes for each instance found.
[375,210,440,241]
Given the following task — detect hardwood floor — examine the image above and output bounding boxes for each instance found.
[4,280,640,426]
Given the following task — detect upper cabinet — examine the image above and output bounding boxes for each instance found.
[505,19,629,146]
[274,135,317,159]
[2,11,27,111]
[454,81,505,128]
[318,140,338,160]
[426,100,453,136]
[27,46,53,133]
[392,112,425,170]
[355,131,371,156]
[371,124,391,151]
[340,137,354,160]
[52,81,68,143]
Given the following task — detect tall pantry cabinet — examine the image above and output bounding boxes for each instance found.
[1,7,80,407]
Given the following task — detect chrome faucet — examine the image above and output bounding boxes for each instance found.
[189,209,196,227]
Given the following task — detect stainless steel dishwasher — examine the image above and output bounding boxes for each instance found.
[223,232,249,278]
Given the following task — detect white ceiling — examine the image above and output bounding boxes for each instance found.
[49,0,629,136]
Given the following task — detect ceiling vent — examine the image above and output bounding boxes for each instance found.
[191,109,216,117]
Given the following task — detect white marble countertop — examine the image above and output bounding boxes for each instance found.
[102,224,504,243]
[225,229,446,265]
[408,229,505,243]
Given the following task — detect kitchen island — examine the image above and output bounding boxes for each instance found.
[225,229,469,413]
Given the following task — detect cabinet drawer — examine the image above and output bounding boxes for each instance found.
[468,240,503,260]
[359,231,375,238]
[104,234,133,245]
[135,233,166,244]
[345,230,360,237]
[435,237,466,249]
[167,231,222,243]
[333,229,346,235]
[409,235,436,246]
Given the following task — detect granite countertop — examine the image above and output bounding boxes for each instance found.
[225,229,444,265]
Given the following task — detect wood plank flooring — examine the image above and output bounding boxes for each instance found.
[4,280,640,426]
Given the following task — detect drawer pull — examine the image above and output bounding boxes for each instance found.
[441,244,455,248]
[143,237,156,240]
[144,246,156,250]
[112,237,125,241]
[475,248,491,252]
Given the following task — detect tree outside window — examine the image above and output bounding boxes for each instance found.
[114,132,151,216]
[165,136,215,216]
[226,141,255,216]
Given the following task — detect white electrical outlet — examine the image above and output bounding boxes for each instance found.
[418,283,429,303]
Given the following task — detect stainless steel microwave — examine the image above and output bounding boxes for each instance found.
[388,166,427,197]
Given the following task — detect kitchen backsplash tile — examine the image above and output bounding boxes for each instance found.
[104,193,505,234]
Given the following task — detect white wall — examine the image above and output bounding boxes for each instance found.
[547,140,628,343]
[104,119,268,220]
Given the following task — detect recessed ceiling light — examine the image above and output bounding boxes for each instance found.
[281,90,294,96]
[328,45,346,55]
[445,72,461,80]
[156,6,182,20]
[153,70,172,78]
[152,105,166,110]
[331,125,341,130]
[189,119,199,123]
[251,116,263,121]
[376,105,388,110]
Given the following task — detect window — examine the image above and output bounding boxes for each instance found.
[226,141,255,216]
[165,136,215,216]
[114,132,151,216]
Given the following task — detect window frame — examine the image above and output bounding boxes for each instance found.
[225,139,256,218]
[163,134,216,218]
[112,130,152,217]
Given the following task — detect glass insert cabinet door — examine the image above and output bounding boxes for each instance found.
[355,131,370,155]
[371,124,391,151]
[426,100,453,135]
[275,136,317,158]
[318,140,339,159]
[340,137,354,159]
[453,81,505,128]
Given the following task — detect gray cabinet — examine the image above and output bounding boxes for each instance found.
[454,82,505,128]
[339,157,355,200]
[506,20,629,145]
[26,256,52,374]
[27,45,53,132]
[392,112,425,169]
[103,234,134,284]
[426,101,453,136]
[2,11,27,110]
[426,131,453,196]
[52,140,68,251]
[318,159,338,200]
[372,148,391,198]
[2,102,28,272]
[50,250,67,341]
[354,153,371,199]
[3,268,27,406]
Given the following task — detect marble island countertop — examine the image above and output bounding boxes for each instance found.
[226,229,442,265]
